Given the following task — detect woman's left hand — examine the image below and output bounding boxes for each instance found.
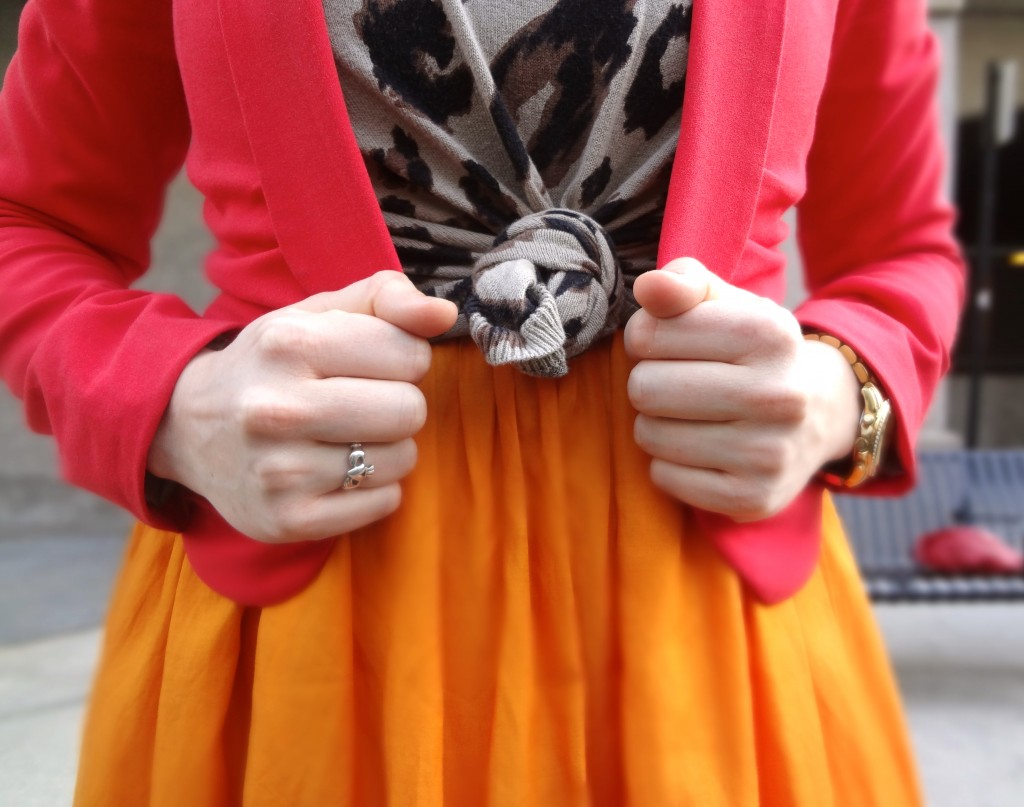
[624,258,862,522]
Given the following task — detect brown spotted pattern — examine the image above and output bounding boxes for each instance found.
[324,0,692,374]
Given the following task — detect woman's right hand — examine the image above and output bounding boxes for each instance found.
[147,271,458,543]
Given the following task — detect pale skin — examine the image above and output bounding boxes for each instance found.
[625,257,862,521]
[149,260,862,543]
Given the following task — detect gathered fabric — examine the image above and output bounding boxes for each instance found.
[75,337,922,806]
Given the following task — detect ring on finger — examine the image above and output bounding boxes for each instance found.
[342,443,376,490]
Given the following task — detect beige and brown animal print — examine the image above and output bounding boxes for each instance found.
[325,0,692,376]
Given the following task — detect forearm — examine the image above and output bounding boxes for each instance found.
[0,0,252,526]
[0,212,240,526]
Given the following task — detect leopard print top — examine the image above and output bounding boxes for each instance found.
[324,0,692,376]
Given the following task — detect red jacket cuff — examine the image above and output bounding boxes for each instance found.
[21,291,241,531]
[796,297,938,497]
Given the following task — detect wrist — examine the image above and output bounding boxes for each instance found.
[802,331,894,488]
[801,337,862,463]
[147,347,222,489]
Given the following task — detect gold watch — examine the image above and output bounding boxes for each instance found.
[803,332,893,488]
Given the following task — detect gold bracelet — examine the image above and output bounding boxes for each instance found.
[803,332,893,488]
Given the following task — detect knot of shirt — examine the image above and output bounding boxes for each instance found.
[466,209,626,378]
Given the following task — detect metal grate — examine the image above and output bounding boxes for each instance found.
[833,450,1024,602]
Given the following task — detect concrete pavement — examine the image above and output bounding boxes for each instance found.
[0,631,100,807]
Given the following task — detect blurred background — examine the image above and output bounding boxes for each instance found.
[0,0,1022,804]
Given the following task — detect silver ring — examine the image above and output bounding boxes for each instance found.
[343,443,376,490]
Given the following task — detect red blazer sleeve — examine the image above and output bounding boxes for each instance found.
[794,0,967,494]
[0,0,239,528]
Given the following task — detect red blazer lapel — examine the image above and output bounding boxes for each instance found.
[659,0,790,286]
[658,0,823,605]
[217,0,399,294]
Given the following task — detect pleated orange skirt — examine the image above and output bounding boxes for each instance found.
[74,335,922,806]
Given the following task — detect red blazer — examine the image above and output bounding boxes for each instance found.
[0,0,964,605]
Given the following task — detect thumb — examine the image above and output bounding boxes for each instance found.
[633,257,744,319]
[292,270,458,338]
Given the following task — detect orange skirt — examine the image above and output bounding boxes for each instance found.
[74,336,921,806]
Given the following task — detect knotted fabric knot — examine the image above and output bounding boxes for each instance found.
[466,209,625,378]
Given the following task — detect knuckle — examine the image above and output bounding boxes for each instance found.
[395,438,419,476]
[257,315,317,360]
[761,306,802,353]
[649,458,681,497]
[633,415,657,453]
[730,303,800,356]
[394,386,428,435]
[253,455,282,493]
[647,456,688,501]
[623,312,657,358]
[238,387,306,434]
[252,454,302,494]
[370,269,407,297]
[402,338,433,380]
[627,365,655,412]
[726,312,766,352]
[744,379,807,423]
[771,381,808,422]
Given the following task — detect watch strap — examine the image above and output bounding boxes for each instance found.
[803,332,893,488]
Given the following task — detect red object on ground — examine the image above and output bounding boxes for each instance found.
[914,526,1024,574]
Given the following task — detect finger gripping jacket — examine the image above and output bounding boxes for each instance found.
[466,209,626,378]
